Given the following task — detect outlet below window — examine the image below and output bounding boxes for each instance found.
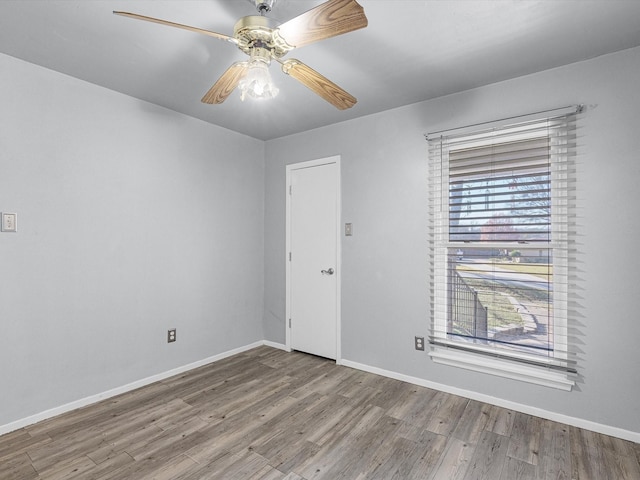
[168,329,176,343]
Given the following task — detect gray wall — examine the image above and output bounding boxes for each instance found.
[264,46,640,434]
[0,53,265,427]
[3,43,639,438]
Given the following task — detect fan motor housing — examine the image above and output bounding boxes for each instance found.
[234,16,292,59]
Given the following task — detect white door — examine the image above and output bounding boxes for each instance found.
[286,158,340,360]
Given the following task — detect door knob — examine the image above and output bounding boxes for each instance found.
[321,268,334,275]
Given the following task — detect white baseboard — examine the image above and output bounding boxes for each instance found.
[263,340,288,351]
[0,341,265,436]
[339,358,640,444]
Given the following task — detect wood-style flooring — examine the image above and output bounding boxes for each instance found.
[1,346,638,479]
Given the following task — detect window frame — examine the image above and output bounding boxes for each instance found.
[427,107,580,390]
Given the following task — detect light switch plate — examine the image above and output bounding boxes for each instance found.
[1,213,17,232]
[345,223,353,236]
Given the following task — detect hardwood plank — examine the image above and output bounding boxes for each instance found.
[310,400,386,449]
[34,454,96,480]
[125,416,210,461]
[602,447,640,480]
[451,399,493,443]
[311,414,403,479]
[86,423,164,465]
[354,435,417,479]
[634,441,640,468]
[26,381,173,439]
[386,384,438,426]
[595,430,635,456]
[0,452,39,480]
[263,440,322,474]
[147,454,200,480]
[196,376,294,424]
[425,392,469,436]
[507,411,542,465]
[427,437,474,480]
[499,456,536,480]
[400,429,449,478]
[187,450,272,480]
[291,363,358,398]
[78,452,135,480]
[484,404,516,437]
[247,393,328,451]
[247,464,287,480]
[305,397,365,446]
[182,405,280,463]
[0,430,52,463]
[462,430,509,480]
[570,426,608,480]
[534,419,570,480]
[282,473,305,480]
[292,404,387,479]
[176,450,240,480]
[251,398,330,464]
[569,426,639,479]
[369,376,419,411]
[26,425,105,473]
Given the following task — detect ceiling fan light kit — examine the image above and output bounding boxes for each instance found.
[238,56,279,101]
[114,0,368,109]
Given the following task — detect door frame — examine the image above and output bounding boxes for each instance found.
[285,155,342,363]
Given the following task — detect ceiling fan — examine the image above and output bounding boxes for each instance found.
[114,0,368,109]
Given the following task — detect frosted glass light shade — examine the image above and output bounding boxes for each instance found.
[238,60,279,101]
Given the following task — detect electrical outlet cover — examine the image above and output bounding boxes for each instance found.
[1,213,17,232]
[168,329,176,343]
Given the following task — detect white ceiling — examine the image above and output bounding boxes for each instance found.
[2,0,640,140]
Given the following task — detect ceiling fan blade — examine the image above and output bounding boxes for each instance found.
[113,11,237,44]
[201,62,249,104]
[276,0,367,48]
[280,59,356,110]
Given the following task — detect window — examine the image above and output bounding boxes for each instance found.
[427,107,580,390]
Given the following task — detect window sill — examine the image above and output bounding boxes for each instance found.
[429,346,575,391]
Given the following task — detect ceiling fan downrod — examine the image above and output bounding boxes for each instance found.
[253,0,276,16]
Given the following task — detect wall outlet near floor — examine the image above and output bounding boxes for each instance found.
[168,329,176,343]
[414,336,425,351]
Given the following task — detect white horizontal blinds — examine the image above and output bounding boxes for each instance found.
[547,114,577,363]
[449,135,551,243]
[428,137,450,364]
[428,110,578,373]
